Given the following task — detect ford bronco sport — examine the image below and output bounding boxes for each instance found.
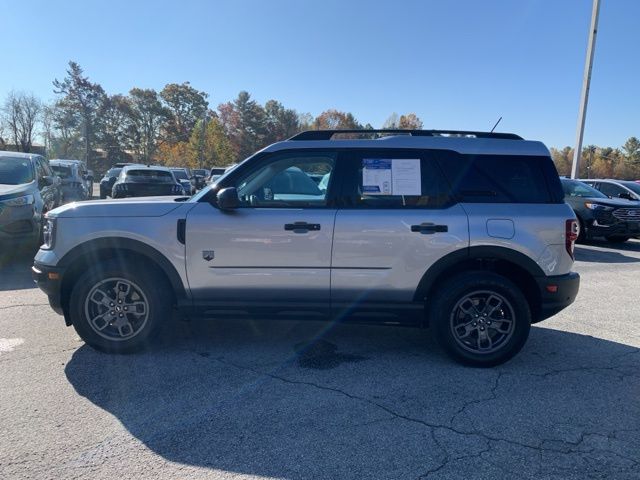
[33,129,580,366]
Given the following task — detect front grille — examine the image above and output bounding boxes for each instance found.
[613,208,640,222]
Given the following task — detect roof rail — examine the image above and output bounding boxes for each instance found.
[288,129,523,141]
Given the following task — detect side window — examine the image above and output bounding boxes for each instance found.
[439,154,552,203]
[598,182,623,198]
[343,151,451,208]
[232,152,336,208]
[34,158,46,180]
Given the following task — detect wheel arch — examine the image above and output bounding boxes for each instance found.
[414,246,544,325]
[58,237,188,322]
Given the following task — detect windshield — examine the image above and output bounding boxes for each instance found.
[0,157,34,185]
[620,181,640,196]
[561,179,607,198]
[125,170,174,183]
[171,170,188,180]
[193,169,206,176]
[51,165,73,178]
[106,168,122,178]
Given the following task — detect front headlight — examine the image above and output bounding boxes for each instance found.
[1,194,35,207]
[584,202,614,211]
[42,218,56,250]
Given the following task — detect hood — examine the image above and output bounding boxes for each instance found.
[582,196,640,207]
[48,196,185,218]
[0,182,33,200]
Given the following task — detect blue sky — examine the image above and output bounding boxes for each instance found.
[1,0,637,148]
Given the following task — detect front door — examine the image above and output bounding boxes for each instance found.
[185,150,338,316]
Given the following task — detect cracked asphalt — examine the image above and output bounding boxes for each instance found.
[1,240,639,479]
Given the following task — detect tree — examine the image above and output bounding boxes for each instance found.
[264,100,302,144]
[550,146,573,176]
[218,91,267,160]
[96,94,133,162]
[53,61,106,161]
[188,117,235,168]
[127,88,170,162]
[160,82,209,144]
[156,141,192,168]
[398,113,423,130]
[382,113,400,129]
[312,109,361,130]
[622,137,640,166]
[1,91,42,152]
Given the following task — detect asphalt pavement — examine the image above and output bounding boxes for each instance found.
[1,239,639,479]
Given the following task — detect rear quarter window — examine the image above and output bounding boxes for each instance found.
[437,154,562,204]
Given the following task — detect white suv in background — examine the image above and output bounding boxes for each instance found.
[33,129,580,366]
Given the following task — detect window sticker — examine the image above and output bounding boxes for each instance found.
[391,159,421,196]
[362,158,421,196]
[362,159,392,194]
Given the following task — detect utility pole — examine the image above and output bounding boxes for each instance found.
[571,0,601,179]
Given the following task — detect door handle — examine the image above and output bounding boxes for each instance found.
[411,223,448,234]
[284,222,321,233]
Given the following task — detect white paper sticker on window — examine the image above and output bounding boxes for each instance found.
[391,159,421,195]
[362,158,421,196]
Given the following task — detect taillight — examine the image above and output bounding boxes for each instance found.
[565,219,579,259]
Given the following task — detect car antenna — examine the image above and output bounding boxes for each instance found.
[490,116,502,133]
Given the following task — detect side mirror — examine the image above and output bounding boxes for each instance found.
[216,187,240,210]
[41,176,55,187]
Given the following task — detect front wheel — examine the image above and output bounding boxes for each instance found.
[430,272,531,367]
[69,260,173,353]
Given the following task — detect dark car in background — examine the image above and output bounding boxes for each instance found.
[582,179,640,202]
[192,169,208,190]
[50,159,92,202]
[170,167,196,195]
[99,163,137,198]
[0,151,61,248]
[112,165,185,198]
[561,178,640,243]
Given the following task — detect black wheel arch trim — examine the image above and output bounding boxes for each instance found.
[413,245,545,302]
[58,237,189,302]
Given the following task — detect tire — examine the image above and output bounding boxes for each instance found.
[69,259,173,353]
[430,271,531,367]
[605,235,630,243]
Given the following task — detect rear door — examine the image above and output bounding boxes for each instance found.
[331,149,469,320]
[185,150,338,316]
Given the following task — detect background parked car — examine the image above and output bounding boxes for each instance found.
[561,177,640,243]
[170,167,196,195]
[192,169,208,190]
[581,179,640,202]
[99,163,138,198]
[49,159,92,202]
[112,165,185,198]
[0,151,61,248]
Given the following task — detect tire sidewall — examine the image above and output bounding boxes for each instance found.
[69,260,172,353]
[432,272,531,367]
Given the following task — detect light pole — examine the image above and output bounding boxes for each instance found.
[571,0,601,179]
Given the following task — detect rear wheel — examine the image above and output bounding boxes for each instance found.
[430,272,531,367]
[69,260,173,353]
[605,235,630,243]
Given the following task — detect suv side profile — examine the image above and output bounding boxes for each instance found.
[33,130,580,366]
[582,179,640,202]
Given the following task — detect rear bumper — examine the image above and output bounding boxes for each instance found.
[32,262,65,316]
[534,272,580,323]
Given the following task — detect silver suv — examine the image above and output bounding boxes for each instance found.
[33,129,580,366]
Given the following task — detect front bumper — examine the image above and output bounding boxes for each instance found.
[534,272,580,323]
[32,262,66,317]
[0,204,39,245]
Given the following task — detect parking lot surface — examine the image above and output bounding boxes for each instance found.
[1,241,639,479]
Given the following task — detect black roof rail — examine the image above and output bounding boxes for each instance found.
[288,129,523,141]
